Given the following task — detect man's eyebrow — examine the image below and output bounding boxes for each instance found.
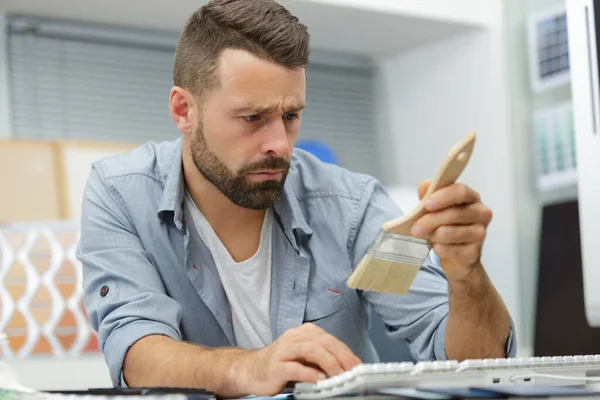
[229,103,278,115]
[230,104,306,114]
[286,104,306,113]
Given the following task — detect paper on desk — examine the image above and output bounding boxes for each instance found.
[0,360,36,393]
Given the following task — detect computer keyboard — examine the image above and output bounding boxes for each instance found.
[293,355,600,399]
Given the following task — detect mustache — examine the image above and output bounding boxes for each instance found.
[238,157,291,175]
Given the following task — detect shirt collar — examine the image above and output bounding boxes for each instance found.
[157,139,185,228]
[273,179,313,246]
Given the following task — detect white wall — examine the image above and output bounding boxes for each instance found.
[505,0,573,357]
[303,0,495,26]
[375,0,523,354]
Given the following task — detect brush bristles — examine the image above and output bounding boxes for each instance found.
[347,253,421,295]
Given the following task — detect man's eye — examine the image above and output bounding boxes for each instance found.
[284,113,299,121]
[246,115,261,122]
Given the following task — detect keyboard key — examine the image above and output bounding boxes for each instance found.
[457,359,485,371]
[329,375,343,387]
[411,360,459,374]
[315,378,330,390]
[574,355,587,365]
[516,358,534,367]
[493,358,510,369]
[338,370,354,382]
[562,356,575,365]
[351,364,368,376]
[386,362,414,373]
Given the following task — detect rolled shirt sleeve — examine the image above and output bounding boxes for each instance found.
[77,166,183,386]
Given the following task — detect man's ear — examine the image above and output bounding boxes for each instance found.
[169,86,198,135]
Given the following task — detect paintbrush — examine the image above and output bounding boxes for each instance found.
[347,132,477,295]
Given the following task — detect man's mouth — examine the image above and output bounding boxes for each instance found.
[247,169,284,181]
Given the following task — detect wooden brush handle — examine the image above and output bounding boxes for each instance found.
[382,132,477,236]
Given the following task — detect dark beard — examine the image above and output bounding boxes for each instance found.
[190,124,290,210]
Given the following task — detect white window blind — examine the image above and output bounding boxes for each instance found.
[8,18,378,176]
[303,64,377,177]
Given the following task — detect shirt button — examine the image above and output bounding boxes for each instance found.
[100,285,109,297]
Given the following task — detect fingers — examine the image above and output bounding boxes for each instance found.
[427,225,487,245]
[279,324,361,377]
[411,203,492,239]
[418,180,431,200]
[288,342,345,377]
[252,361,324,396]
[412,182,491,277]
[281,362,326,383]
[424,183,481,211]
[302,324,362,371]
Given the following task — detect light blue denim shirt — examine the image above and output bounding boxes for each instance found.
[77,139,516,387]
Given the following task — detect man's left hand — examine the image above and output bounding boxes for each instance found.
[410,180,493,281]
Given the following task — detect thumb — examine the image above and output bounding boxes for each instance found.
[418,180,432,200]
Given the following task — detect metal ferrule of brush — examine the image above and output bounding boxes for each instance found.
[368,231,432,266]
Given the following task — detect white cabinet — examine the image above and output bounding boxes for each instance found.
[567,0,600,327]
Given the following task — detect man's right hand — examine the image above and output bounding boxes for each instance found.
[123,324,361,397]
[234,323,362,396]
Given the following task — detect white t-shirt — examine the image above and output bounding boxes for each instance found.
[184,192,273,349]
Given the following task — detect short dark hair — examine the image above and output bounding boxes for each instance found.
[173,0,310,99]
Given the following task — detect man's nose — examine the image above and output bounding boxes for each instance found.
[261,119,289,158]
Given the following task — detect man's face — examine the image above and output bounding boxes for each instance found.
[190,49,306,210]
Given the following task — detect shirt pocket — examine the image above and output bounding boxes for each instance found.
[303,284,362,351]
[304,285,346,322]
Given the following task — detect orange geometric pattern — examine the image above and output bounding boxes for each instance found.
[0,223,100,357]
[4,260,27,302]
